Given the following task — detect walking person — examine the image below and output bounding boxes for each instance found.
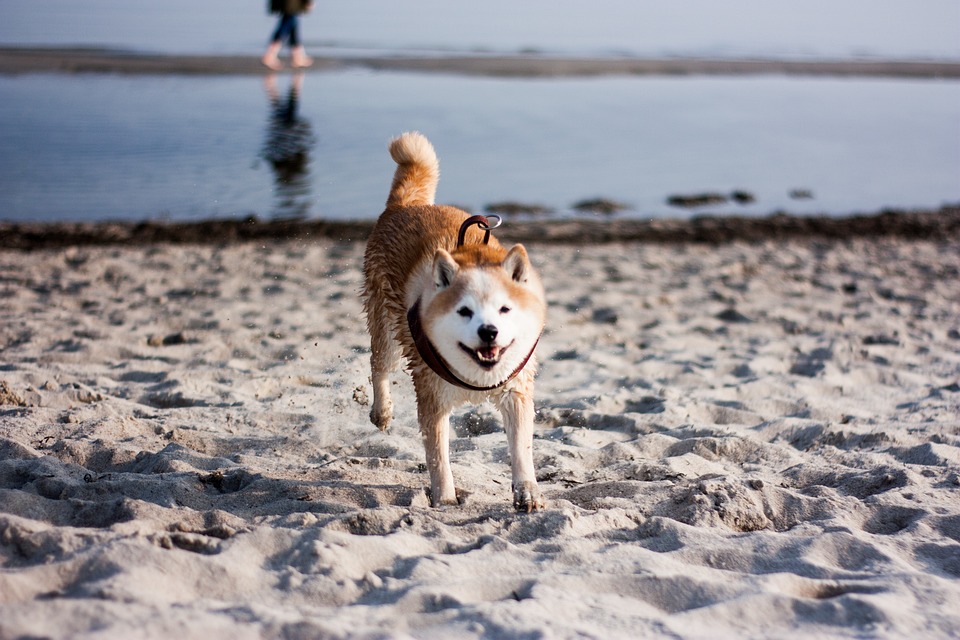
[262,0,314,71]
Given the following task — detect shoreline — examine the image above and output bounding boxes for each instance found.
[2,206,959,250]
[2,47,960,79]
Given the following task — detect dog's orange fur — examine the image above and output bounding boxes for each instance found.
[362,132,546,510]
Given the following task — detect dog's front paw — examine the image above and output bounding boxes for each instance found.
[513,481,545,513]
[428,487,461,508]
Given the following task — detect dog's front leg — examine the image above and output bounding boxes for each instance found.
[415,383,458,506]
[366,305,400,431]
[369,347,395,431]
[498,385,545,512]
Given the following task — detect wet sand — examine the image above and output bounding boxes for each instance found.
[2,46,960,78]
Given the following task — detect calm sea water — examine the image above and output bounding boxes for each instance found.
[2,71,957,222]
[0,2,958,222]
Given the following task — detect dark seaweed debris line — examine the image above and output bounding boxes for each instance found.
[1,207,959,250]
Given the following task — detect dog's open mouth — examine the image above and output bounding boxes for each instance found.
[460,341,513,370]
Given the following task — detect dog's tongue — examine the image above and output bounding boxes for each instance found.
[477,346,499,361]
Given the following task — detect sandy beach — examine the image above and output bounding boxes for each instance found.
[1,213,958,638]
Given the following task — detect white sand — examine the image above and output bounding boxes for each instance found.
[1,236,958,639]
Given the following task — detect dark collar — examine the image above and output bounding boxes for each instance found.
[406,298,539,392]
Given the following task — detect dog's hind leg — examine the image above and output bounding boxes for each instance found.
[367,301,400,431]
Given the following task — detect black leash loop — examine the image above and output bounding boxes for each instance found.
[457,214,502,248]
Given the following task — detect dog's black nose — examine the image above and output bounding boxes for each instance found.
[478,324,498,344]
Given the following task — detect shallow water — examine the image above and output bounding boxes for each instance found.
[0,71,958,222]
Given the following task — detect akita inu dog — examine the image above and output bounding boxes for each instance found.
[362,132,546,511]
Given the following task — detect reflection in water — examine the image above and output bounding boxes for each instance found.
[261,73,315,219]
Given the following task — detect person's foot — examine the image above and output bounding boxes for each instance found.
[262,42,283,70]
[262,56,283,71]
[292,46,313,68]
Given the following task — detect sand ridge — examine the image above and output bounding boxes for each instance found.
[1,235,959,638]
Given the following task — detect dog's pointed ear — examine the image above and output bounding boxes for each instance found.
[502,244,531,283]
[433,249,459,289]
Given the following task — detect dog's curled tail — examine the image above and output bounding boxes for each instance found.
[386,132,440,209]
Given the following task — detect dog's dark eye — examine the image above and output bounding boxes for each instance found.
[458,306,473,319]
[500,306,511,314]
